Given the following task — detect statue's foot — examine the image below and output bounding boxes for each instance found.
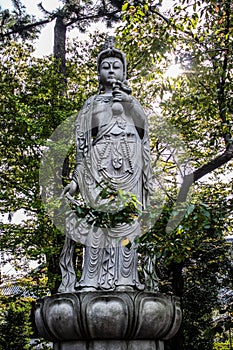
[115,285,134,291]
[58,284,76,293]
[77,286,98,292]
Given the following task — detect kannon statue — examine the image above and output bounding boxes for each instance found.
[60,37,152,292]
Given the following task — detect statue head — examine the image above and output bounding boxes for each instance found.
[97,36,127,92]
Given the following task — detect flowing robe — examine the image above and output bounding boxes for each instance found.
[68,94,152,290]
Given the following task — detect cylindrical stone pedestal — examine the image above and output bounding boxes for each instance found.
[35,291,182,350]
[54,340,164,350]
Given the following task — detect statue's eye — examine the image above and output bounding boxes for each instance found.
[101,62,110,69]
[113,62,121,69]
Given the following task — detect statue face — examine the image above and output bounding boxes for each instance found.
[99,57,124,88]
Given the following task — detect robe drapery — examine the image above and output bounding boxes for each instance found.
[67,94,152,290]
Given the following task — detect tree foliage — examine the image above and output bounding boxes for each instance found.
[0,296,33,350]
[0,38,98,292]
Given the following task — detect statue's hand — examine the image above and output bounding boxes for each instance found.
[62,180,78,197]
[112,88,132,103]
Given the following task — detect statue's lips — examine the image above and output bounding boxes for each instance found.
[108,77,117,85]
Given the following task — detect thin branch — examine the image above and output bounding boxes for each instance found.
[37,2,53,16]
[149,6,202,45]
[149,7,169,23]
[65,8,120,27]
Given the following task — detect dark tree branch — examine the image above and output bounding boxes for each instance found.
[1,17,54,38]
[177,142,233,203]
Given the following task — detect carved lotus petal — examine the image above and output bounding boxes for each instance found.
[85,297,129,339]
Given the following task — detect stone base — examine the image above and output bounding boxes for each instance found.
[36,291,181,342]
[54,340,164,350]
[35,291,181,350]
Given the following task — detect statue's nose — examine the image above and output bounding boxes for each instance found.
[108,63,114,73]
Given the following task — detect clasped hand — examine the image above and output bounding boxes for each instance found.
[112,81,132,103]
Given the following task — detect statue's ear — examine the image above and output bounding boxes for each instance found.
[98,83,104,94]
[98,74,104,93]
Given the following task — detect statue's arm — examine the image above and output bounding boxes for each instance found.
[128,97,147,138]
[62,97,93,197]
[112,82,147,138]
[61,133,82,197]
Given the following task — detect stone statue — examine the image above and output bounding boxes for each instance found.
[36,37,182,350]
[60,36,152,292]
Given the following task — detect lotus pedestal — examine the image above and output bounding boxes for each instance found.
[35,291,182,350]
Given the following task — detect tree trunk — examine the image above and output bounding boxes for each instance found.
[44,14,69,295]
[54,13,67,93]
[47,249,63,294]
[166,262,185,350]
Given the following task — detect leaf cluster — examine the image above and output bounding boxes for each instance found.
[68,183,141,229]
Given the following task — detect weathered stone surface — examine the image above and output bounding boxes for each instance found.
[36,37,182,350]
[35,291,182,343]
[53,340,164,350]
[59,36,153,293]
